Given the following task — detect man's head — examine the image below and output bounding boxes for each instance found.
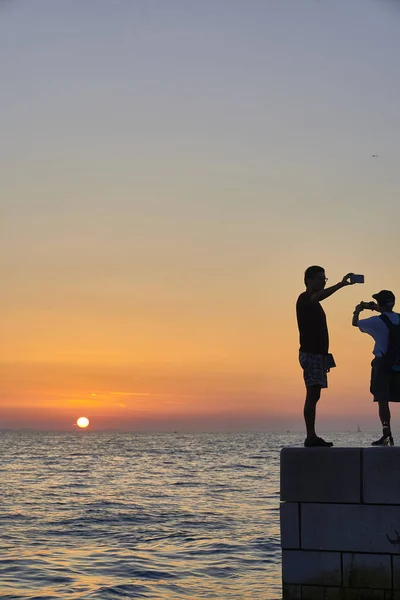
[304,265,326,292]
[372,290,396,312]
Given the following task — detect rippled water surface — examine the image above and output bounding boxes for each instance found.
[0,431,374,599]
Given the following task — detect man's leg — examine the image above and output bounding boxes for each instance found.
[304,385,321,440]
[371,359,394,445]
[378,399,391,432]
[371,400,393,445]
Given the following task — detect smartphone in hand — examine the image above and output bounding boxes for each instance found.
[350,274,364,284]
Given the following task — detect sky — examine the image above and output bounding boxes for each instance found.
[1,0,400,431]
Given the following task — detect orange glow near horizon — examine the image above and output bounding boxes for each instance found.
[0,280,389,431]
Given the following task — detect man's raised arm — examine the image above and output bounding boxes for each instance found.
[311,273,354,303]
[352,302,380,327]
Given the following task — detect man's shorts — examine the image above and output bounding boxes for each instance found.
[370,357,400,403]
[299,352,329,389]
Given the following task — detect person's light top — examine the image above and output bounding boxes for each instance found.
[358,312,400,356]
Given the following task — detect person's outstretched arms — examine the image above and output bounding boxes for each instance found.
[352,302,380,327]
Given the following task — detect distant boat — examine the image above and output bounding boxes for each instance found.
[357,424,362,433]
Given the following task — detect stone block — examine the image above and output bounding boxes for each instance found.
[282,550,341,585]
[280,448,361,503]
[300,587,387,600]
[392,556,400,590]
[363,448,400,504]
[283,584,302,600]
[343,553,391,588]
[281,502,300,549]
[301,586,343,599]
[341,590,384,600]
[302,503,400,552]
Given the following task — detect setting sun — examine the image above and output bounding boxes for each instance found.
[77,417,90,428]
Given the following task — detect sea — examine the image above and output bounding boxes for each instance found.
[0,430,375,600]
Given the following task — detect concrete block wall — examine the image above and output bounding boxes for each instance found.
[280,447,400,600]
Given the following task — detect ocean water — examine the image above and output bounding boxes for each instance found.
[0,430,376,599]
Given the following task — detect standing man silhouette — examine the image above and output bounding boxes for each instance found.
[297,266,358,447]
[353,290,400,446]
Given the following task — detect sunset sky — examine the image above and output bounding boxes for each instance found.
[2,0,400,431]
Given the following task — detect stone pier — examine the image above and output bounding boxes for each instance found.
[280,447,400,600]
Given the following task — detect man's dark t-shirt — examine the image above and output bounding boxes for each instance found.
[296,291,329,355]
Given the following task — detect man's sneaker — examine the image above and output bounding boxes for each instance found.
[371,435,385,446]
[371,434,394,446]
[304,436,334,448]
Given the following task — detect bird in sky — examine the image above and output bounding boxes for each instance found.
[371,155,379,158]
